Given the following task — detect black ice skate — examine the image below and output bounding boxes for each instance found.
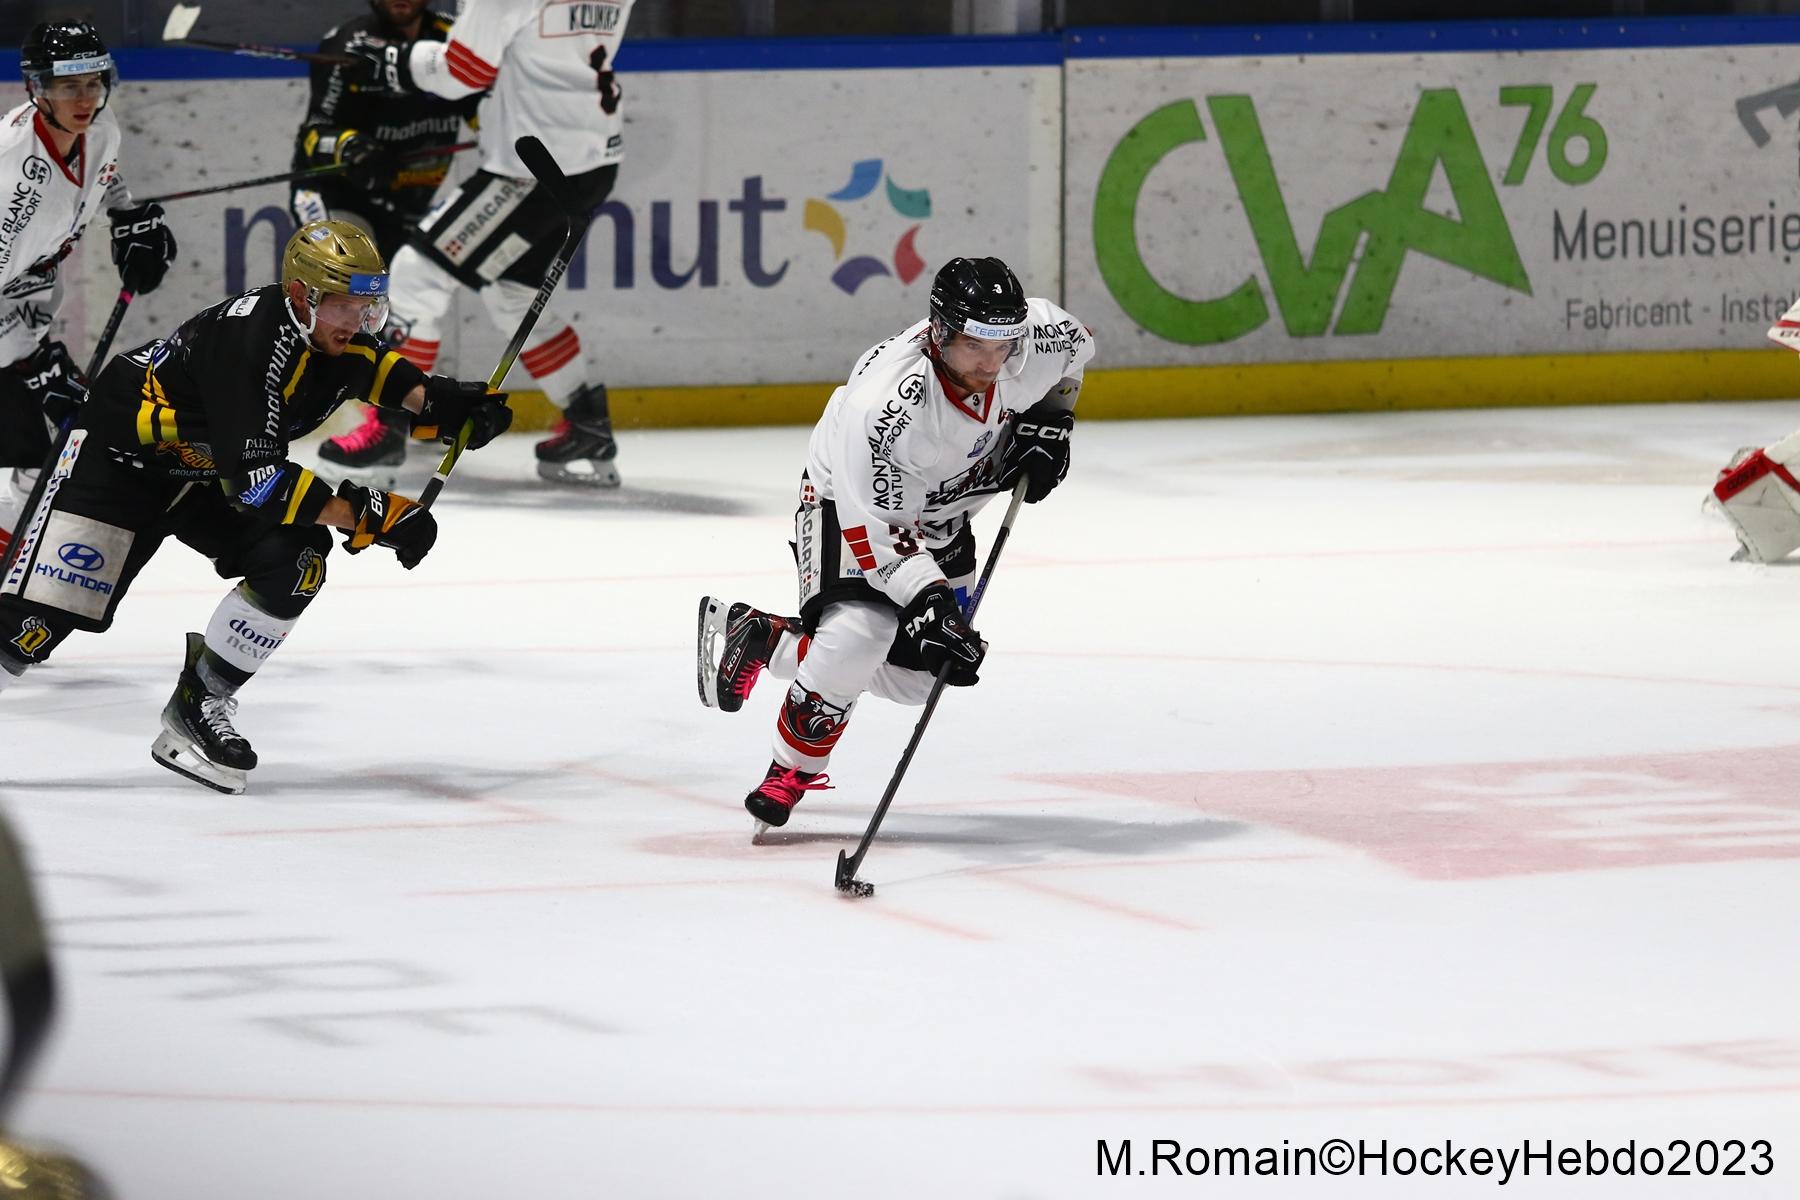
[151,632,257,795]
[696,596,795,713]
[535,383,620,487]
[317,404,406,490]
[745,761,831,834]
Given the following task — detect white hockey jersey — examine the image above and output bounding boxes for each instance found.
[0,103,131,366]
[807,297,1095,608]
[408,0,635,179]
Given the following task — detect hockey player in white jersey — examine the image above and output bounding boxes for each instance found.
[345,0,634,486]
[0,20,177,561]
[695,257,1093,828]
[1710,296,1800,561]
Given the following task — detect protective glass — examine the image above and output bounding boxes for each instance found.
[311,291,391,338]
[934,321,1030,385]
[35,72,111,108]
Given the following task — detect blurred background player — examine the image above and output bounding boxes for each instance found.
[694,257,1092,828]
[0,807,107,1197]
[294,0,481,488]
[345,0,636,487]
[1710,296,1800,562]
[0,221,508,795]
[0,20,176,561]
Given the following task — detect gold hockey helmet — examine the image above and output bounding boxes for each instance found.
[281,219,390,338]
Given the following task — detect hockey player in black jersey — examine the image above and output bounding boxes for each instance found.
[293,0,479,485]
[0,220,510,794]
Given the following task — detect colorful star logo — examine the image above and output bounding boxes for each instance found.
[803,158,930,295]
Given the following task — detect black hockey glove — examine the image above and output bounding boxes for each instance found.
[343,32,416,96]
[414,377,512,449]
[108,202,178,295]
[899,583,986,686]
[999,399,1074,504]
[589,45,622,115]
[336,479,437,569]
[10,340,86,430]
[300,127,393,189]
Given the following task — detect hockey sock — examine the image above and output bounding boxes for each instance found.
[481,281,588,403]
[767,630,807,680]
[200,587,299,694]
[519,325,586,404]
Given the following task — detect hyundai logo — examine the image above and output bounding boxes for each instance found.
[57,542,104,571]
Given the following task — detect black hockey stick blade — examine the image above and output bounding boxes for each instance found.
[0,814,54,1123]
[514,134,570,195]
[419,136,584,510]
[834,850,874,898]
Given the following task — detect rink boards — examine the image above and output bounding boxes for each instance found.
[11,19,1800,424]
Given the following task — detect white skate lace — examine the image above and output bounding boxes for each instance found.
[198,693,244,743]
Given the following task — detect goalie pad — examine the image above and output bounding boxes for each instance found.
[1712,441,1800,562]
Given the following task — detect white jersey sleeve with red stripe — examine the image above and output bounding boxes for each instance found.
[408,0,634,179]
[0,104,125,365]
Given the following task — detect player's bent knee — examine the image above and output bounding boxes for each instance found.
[232,527,331,620]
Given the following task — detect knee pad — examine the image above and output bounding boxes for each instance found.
[226,525,331,620]
[1713,440,1800,563]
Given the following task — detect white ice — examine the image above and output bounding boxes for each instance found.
[2,402,1798,1198]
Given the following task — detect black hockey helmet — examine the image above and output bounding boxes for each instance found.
[930,256,1028,339]
[927,256,1030,384]
[21,20,116,129]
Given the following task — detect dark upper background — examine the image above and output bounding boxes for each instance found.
[1,0,1792,47]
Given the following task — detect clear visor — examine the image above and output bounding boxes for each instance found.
[311,291,391,338]
[934,319,1030,385]
[35,71,112,105]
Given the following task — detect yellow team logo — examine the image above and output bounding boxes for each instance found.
[10,616,51,658]
[155,442,215,472]
[292,547,325,598]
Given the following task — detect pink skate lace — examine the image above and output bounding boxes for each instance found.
[328,406,388,453]
[758,768,833,811]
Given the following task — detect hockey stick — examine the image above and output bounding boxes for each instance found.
[417,135,583,510]
[136,142,478,206]
[82,290,133,384]
[0,811,55,1124]
[162,4,353,66]
[834,476,1031,898]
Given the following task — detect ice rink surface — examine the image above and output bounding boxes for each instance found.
[2,401,1798,1198]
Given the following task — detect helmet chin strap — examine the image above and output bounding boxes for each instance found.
[29,90,72,135]
[285,290,321,340]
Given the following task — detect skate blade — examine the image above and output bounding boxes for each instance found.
[751,819,772,845]
[537,460,621,488]
[696,596,727,709]
[150,730,247,795]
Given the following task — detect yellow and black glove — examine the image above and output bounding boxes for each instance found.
[336,479,436,569]
[412,377,511,448]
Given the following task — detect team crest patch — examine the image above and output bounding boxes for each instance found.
[9,616,52,658]
[780,684,850,750]
[293,548,325,598]
[968,430,994,458]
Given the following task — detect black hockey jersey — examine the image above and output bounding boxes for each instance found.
[87,284,423,526]
[291,9,478,221]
